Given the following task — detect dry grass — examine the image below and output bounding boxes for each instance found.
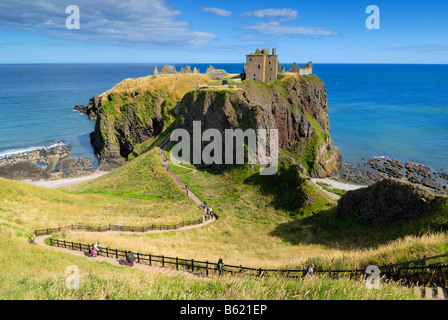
[99,73,215,104]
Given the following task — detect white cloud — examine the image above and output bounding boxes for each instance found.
[241,8,298,20]
[0,0,217,47]
[244,21,337,37]
[202,7,232,17]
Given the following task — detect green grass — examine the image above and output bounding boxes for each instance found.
[0,122,445,299]
[316,182,347,197]
[168,163,193,175]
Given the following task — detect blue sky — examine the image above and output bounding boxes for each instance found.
[0,0,447,64]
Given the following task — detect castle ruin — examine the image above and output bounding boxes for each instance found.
[244,48,279,82]
[243,48,313,82]
[288,61,313,76]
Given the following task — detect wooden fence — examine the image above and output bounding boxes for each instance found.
[35,215,216,237]
[47,238,448,286]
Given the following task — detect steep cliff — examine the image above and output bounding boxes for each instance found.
[89,74,212,169]
[177,74,342,178]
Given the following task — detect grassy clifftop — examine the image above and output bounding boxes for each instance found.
[91,74,215,169]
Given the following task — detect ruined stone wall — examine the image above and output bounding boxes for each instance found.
[266,55,278,81]
[299,62,313,76]
[245,54,266,82]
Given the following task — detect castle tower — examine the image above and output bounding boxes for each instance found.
[245,48,278,82]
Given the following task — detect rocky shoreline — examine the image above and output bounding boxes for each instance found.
[0,144,98,181]
[338,157,448,195]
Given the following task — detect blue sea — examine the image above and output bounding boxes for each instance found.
[0,63,447,170]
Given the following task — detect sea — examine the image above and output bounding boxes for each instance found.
[0,63,447,171]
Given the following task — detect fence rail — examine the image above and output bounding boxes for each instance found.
[35,215,216,236]
[47,238,448,286]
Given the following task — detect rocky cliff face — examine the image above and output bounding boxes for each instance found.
[87,74,212,170]
[89,92,166,170]
[74,95,101,121]
[178,75,342,178]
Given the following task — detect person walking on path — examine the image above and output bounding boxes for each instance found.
[209,208,213,219]
[94,243,99,256]
[127,251,136,267]
[304,263,315,277]
[90,244,96,257]
[185,184,189,195]
[217,259,224,277]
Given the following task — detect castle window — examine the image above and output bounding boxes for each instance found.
[269,61,271,64]
[258,65,261,69]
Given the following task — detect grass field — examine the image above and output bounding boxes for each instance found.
[1,132,447,299]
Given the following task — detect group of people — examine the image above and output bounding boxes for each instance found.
[200,201,214,220]
[90,243,100,257]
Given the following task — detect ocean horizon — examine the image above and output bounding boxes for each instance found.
[0,63,447,171]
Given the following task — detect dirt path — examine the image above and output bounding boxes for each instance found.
[22,171,110,189]
[33,139,217,278]
[34,235,206,279]
[159,140,204,207]
[311,178,366,200]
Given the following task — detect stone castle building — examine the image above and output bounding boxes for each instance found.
[288,61,313,76]
[243,48,313,82]
[244,48,279,82]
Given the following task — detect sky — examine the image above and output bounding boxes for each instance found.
[0,0,447,64]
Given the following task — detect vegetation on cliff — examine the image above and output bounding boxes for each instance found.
[177,74,341,178]
[90,74,214,169]
[2,73,445,300]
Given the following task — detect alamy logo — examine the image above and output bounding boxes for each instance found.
[365,265,381,289]
[170,121,279,175]
[66,5,80,30]
[365,5,380,30]
[65,265,80,289]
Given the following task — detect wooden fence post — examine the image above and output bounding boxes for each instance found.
[115,249,118,259]
[106,247,109,257]
[162,255,165,268]
[149,254,152,266]
[79,243,82,251]
[176,257,179,270]
[191,259,194,272]
[137,252,140,263]
[206,261,209,277]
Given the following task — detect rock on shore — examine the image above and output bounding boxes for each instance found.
[74,95,101,121]
[0,145,97,181]
[339,157,447,195]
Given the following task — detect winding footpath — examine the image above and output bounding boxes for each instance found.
[34,139,217,278]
